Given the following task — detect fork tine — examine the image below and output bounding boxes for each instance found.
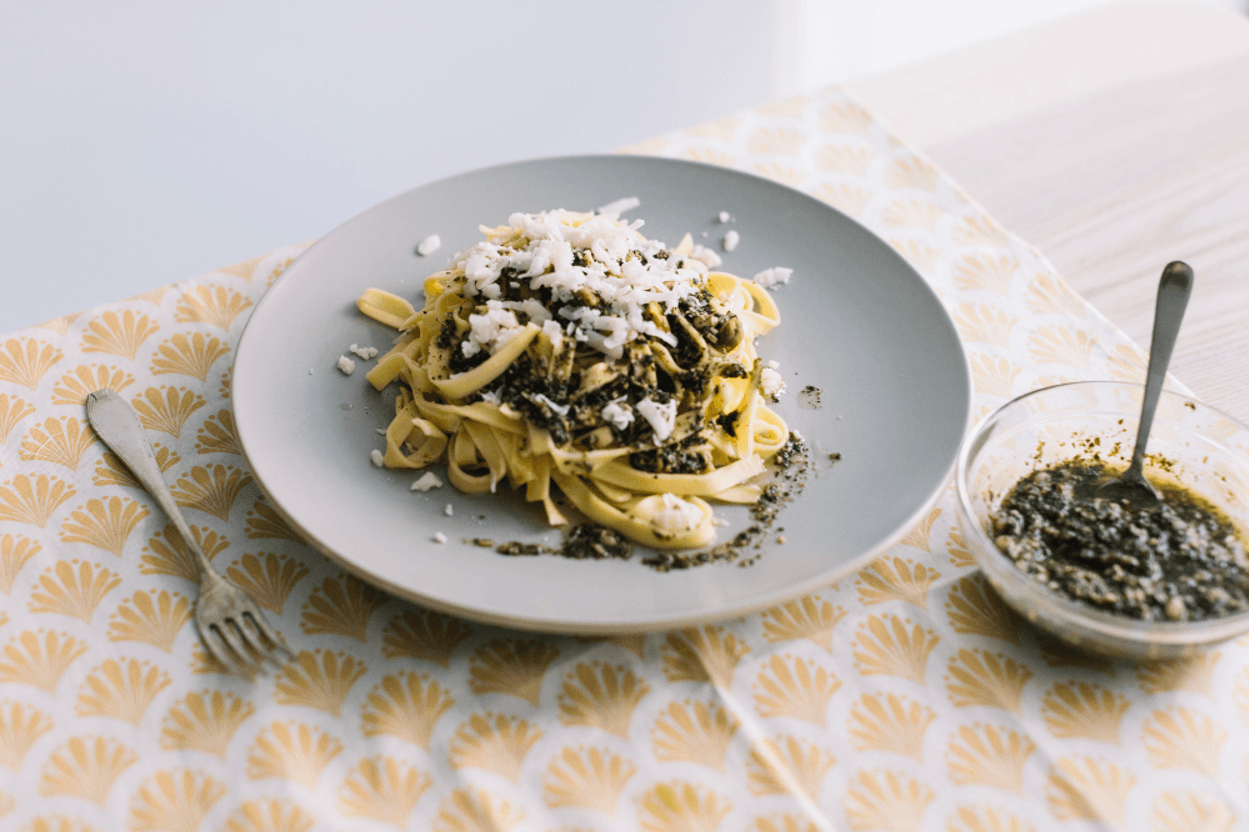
[217,618,265,675]
[234,613,289,670]
[199,622,251,678]
[243,610,293,661]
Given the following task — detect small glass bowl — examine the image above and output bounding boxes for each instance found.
[955,380,1249,659]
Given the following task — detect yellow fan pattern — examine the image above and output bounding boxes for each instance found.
[0,89,1244,831]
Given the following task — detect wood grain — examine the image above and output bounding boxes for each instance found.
[926,52,1249,423]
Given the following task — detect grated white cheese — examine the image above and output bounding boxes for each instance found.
[636,397,677,443]
[417,234,441,256]
[349,344,379,360]
[336,355,356,375]
[461,302,526,358]
[433,532,447,543]
[369,449,384,467]
[718,211,731,223]
[595,196,641,217]
[653,493,704,535]
[753,267,792,289]
[600,399,634,431]
[688,244,722,269]
[444,504,454,516]
[532,393,569,417]
[723,230,740,252]
[761,367,786,399]
[541,318,564,348]
[448,209,704,361]
[410,472,444,491]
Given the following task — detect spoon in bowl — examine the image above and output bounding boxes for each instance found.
[1096,261,1194,508]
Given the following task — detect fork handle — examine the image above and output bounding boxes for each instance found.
[86,389,215,578]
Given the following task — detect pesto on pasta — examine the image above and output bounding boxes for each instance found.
[356,208,789,549]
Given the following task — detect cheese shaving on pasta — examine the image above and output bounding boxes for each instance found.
[357,208,789,548]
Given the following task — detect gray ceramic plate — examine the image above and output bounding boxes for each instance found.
[233,155,971,633]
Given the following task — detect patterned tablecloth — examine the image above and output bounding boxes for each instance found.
[1,87,1245,832]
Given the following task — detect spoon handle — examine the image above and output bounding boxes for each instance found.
[1131,261,1194,470]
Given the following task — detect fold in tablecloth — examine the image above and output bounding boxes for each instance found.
[0,87,1244,831]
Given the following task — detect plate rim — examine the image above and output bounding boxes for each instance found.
[233,152,974,633]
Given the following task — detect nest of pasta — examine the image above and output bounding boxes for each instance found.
[357,209,789,548]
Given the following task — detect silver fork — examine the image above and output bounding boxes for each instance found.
[86,388,292,676]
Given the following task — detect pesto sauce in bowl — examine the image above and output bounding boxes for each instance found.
[990,460,1249,622]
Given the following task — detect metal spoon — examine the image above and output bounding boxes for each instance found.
[1096,261,1194,508]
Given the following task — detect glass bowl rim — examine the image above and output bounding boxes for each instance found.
[954,379,1249,647]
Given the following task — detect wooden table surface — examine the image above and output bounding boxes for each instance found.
[850,1,1249,424]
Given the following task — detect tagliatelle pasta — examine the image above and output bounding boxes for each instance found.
[356,207,790,548]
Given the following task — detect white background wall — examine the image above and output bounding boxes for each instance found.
[1,0,1244,335]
